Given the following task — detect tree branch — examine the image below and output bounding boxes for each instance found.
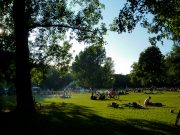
[29,23,93,32]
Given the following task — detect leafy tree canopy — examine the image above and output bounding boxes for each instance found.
[129,62,141,87]
[0,0,107,73]
[138,45,165,86]
[72,44,114,89]
[40,67,73,90]
[110,0,180,45]
[165,45,180,86]
[0,0,107,112]
[130,46,165,86]
[113,74,131,89]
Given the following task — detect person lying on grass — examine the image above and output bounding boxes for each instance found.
[123,102,145,109]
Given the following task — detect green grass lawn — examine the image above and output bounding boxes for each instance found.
[0,91,180,135]
[39,92,180,124]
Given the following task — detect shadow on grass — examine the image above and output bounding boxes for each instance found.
[0,102,179,135]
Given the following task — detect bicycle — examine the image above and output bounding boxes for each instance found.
[107,89,119,100]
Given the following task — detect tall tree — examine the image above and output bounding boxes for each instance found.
[101,57,115,88]
[12,0,35,112]
[165,45,180,86]
[138,46,165,86]
[72,45,114,89]
[129,62,141,88]
[0,0,106,112]
[111,0,180,45]
[113,74,131,89]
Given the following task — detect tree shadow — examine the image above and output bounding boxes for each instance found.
[0,102,179,135]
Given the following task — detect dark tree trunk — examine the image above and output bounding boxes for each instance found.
[13,0,35,113]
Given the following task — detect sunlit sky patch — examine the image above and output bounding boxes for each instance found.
[29,0,174,75]
[70,0,173,75]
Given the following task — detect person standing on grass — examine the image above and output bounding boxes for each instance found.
[144,96,152,107]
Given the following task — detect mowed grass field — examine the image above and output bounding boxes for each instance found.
[39,91,180,124]
[0,91,180,135]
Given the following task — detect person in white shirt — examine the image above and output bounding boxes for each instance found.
[144,96,152,107]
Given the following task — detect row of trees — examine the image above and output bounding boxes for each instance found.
[32,44,180,91]
[130,45,180,88]
[31,66,73,90]
[0,0,179,112]
[31,44,114,90]
[71,44,180,89]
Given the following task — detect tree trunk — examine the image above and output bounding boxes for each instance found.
[13,0,35,112]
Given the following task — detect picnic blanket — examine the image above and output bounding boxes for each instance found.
[151,102,163,107]
[123,102,145,109]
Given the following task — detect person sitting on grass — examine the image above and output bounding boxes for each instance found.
[144,96,152,107]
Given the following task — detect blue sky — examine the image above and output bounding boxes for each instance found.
[71,0,174,75]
